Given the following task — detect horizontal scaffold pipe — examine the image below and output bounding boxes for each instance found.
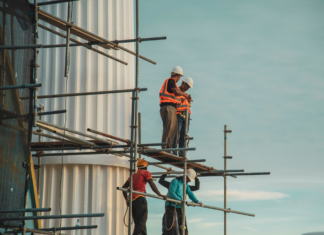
[37,110,66,116]
[31,142,167,152]
[0,208,51,213]
[32,147,196,157]
[0,83,41,90]
[39,225,97,231]
[150,169,244,175]
[116,188,255,217]
[147,159,206,165]
[20,88,147,100]
[42,36,167,48]
[0,213,104,221]
[38,0,80,6]
[0,44,43,50]
[154,172,270,178]
[38,23,128,65]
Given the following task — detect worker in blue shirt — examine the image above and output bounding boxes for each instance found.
[165,169,204,235]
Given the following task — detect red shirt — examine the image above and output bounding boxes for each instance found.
[127,169,152,201]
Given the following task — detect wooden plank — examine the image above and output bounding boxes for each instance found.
[142,151,210,172]
[37,9,116,50]
[29,154,42,229]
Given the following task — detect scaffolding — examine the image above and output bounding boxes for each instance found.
[0,0,271,235]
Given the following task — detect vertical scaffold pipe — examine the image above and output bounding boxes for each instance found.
[64,2,72,77]
[224,125,227,235]
[33,0,38,127]
[182,109,189,234]
[128,0,140,234]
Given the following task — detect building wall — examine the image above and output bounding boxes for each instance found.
[40,164,130,235]
[36,0,135,234]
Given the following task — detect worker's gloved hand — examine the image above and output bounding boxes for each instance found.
[198,202,204,207]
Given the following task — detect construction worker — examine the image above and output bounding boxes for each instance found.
[164,169,204,235]
[159,66,192,150]
[159,172,200,235]
[172,77,194,156]
[122,159,167,235]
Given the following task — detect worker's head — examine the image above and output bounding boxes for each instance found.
[171,66,184,82]
[180,77,194,91]
[137,159,148,170]
[186,169,196,182]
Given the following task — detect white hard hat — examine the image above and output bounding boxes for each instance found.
[171,66,184,77]
[182,77,193,88]
[186,169,196,181]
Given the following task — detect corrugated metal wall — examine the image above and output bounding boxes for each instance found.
[40,164,130,235]
[36,0,134,234]
[36,0,134,148]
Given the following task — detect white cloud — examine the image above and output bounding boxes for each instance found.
[243,226,257,231]
[195,190,289,201]
[188,218,204,223]
[196,222,223,228]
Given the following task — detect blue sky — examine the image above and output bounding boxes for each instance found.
[134,1,324,235]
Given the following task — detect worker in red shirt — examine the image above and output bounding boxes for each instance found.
[122,159,167,235]
[159,66,192,150]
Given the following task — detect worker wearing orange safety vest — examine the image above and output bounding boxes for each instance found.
[159,66,192,150]
[172,77,194,157]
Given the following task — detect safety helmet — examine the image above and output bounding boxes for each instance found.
[171,66,184,77]
[186,169,196,181]
[182,77,193,88]
[137,159,148,168]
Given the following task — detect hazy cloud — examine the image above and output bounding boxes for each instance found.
[195,190,289,201]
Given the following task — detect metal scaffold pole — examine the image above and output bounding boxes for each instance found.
[128,1,141,234]
[33,0,39,127]
[181,109,189,235]
[224,125,232,235]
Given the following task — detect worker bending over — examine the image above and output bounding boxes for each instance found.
[122,159,166,235]
[159,66,192,150]
[172,77,194,157]
[165,169,203,235]
[159,172,200,235]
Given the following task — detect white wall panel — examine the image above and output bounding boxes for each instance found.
[36,1,134,234]
[40,164,130,235]
[36,0,134,165]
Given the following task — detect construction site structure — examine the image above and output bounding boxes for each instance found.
[0,1,270,235]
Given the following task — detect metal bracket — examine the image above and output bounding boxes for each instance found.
[131,97,139,100]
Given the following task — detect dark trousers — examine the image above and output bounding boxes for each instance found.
[160,105,178,149]
[132,197,148,235]
[165,206,188,235]
[172,115,189,156]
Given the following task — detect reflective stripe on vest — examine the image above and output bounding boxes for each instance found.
[159,78,181,104]
[177,95,191,114]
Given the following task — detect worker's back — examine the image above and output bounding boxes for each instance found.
[130,169,152,200]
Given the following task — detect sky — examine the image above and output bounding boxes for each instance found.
[134,1,324,235]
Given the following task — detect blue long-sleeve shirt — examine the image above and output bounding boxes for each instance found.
[166,177,199,208]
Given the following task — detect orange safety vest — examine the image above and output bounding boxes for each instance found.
[177,95,191,115]
[159,78,181,104]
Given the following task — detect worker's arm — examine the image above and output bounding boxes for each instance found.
[122,180,129,202]
[159,174,171,189]
[171,87,191,101]
[189,177,200,191]
[186,184,199,203]
[148,179,167,200]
